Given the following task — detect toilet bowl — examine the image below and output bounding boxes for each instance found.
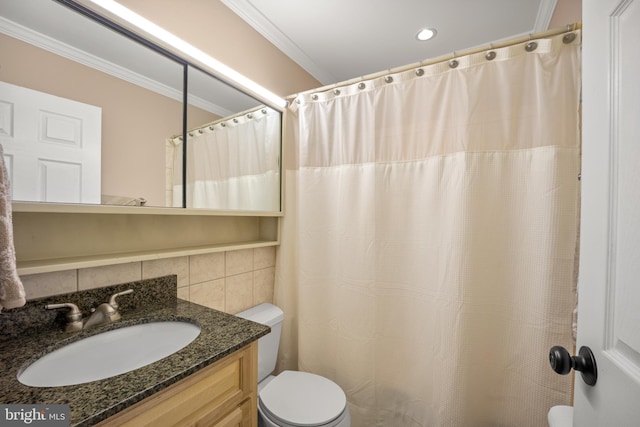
[237,303,351,427]
[548,405,573,427]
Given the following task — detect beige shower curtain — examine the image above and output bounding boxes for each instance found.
[276,31,581,427]
[171,107,281,210]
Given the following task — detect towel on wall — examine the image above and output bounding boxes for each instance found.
[0,144,25,310]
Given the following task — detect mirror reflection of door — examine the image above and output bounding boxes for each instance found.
[0,81,101,203]
[0,0,185,207]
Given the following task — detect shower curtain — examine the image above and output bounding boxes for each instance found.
[172,107,281,210]
[276,31,581,427]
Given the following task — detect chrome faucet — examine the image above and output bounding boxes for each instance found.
[46,289,134,332]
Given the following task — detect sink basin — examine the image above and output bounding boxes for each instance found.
[18,321,201,387]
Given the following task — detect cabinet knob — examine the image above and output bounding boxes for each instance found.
[549,345,598,386]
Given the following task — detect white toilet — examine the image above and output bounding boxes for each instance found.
[237,303,351,427]
[547,405,573,427]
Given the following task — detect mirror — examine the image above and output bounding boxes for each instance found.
[176,67,281,211]
[0,0,282,211]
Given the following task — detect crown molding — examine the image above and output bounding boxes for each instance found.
[534,0,559,31]
[221,0,336,85]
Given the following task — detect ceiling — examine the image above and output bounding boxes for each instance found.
[221,0,558,86]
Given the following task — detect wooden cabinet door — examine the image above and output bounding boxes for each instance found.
[212,399,252,427]
[97,342,257,427]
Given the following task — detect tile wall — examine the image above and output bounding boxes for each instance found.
[20,246,276,315]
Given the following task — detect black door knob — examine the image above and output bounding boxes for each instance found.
[549,345,598,386]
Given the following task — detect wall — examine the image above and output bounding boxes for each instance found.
[21,247,275,315]
[549,0,582,29]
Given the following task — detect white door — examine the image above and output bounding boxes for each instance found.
[0,81,101,204]
[573,0,640,425]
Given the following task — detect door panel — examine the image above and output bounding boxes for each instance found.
[0,81,101,203]
[575,0,640,424]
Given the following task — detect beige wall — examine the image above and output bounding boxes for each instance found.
[549,0,582,29]
[0,33,215,207]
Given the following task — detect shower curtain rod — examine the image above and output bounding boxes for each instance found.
[287,22,582,102]
[171,104,271,141]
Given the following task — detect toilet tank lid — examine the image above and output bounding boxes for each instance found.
[236,303,284,327]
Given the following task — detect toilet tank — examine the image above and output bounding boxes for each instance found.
[236,303,284,383]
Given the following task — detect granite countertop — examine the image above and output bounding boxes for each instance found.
[0,275,270,426]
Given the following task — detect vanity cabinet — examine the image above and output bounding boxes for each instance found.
[97,341,258,427]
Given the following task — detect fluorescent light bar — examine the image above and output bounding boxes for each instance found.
[88,0,287,108]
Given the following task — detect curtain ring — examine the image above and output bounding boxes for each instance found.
[563,32,577,44]
[333,89,341,96]
[357,82,366,90]
[449,51,459,69]
[384,75,394,83]
[525,41,538,52]
[311,94,319,100]
[221,122,226,127]
[485,51,496,60]
[415,68,424,76]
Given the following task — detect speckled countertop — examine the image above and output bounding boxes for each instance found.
[0,275,270,426]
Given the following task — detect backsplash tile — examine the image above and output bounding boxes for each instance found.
[19,247,277,316]
[226,248,253,276]
[253,266,275,306]
[177,285,189,301]
[225,272,253,314]
[190,278,225,311]
[21,269,77,299]
[143,256,189,287]
[78,263,142,290]
[189,252,225,285]
[254,246,276,270]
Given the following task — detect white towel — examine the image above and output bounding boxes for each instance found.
[0,144,25,310]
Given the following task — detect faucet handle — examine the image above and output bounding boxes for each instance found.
[45,302,82,320]
[108,289,133,309]
[45,303,83,332]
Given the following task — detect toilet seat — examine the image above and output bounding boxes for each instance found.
[259,370,348,427]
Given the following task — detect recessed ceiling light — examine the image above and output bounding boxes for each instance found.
[416,28,437,41]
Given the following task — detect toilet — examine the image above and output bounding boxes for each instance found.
[547,405,573,427]
[237,303,351,427]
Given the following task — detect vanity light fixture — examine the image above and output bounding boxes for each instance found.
[416,27,437,41]
[86,0,287,109]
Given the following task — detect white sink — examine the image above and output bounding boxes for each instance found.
[18,321,201,387]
